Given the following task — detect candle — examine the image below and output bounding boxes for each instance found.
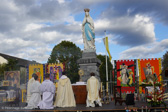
[101,82,103,92]
[106,82,108,92]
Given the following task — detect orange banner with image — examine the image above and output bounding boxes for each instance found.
[138,58,162,93]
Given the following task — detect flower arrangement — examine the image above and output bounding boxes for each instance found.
[146,82,168,107]
[139,81,161,87]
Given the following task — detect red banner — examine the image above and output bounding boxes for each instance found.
[115,60,136,93]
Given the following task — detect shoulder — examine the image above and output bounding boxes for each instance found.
[28,78,34,82]
[48,80,54,84]
[58,78,62,82]
[49,80,55,86]
[91,76,98,81]
[90,76,96,79]
[87,77,92,82]
[36,81,41,85]
[41,80,46,83]
[41,80,47,85]
[67,78,71,83]
[67,77,70,81]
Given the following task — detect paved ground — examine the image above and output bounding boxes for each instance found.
[0,101,167,112]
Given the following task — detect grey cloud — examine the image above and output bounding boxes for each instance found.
[0,0,95,62]
[0,1,20,33]
[120,39,168,59]
[104,0,168,24]
[95,0,168,46]
[27,0,71,21]
[0,37,41,53]
[112,28,155,47]
[0,17,15,32]
[95,15,156,47]
[14,0,35,6]
[40,23,81,34]
[0,0,168,63]
[26,0,96,22]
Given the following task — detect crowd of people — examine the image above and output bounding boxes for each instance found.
[25,71,102,109]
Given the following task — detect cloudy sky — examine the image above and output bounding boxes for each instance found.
[0,0,168,63]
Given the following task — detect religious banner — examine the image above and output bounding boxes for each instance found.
[115,60,136,93]
[2,80,9,86]
[46,63,64,83]
[4,71,20,88]
[22,89,27,102]
[138,58,162,93]
[28,64,45,83]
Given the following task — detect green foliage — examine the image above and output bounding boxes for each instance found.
[6,58,19,71]
[97,54,113,84]
[0,58,19,81]
[161,51,168,82]
[48,40,82,83]
[162,51,168,72]
[20,67,27,84]
[0,64,6,81]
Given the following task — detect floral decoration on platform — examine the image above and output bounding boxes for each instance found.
[146,82,168,107]
[139,81,161,87]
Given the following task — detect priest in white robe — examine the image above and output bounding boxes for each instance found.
[86,72,102,107]
[38,73,56,109]
[54,71,76,107]
[27,73,36,104]
[25,74,41,109]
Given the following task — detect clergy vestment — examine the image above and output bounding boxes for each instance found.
[38,79,56,109]
[54,75,76,107]
[27,78,35,103]
[25,81,41,109]
[86,76,102,107]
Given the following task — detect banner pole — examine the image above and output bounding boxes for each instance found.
[104,30,108,82]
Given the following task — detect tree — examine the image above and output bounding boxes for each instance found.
[48,41,82,83]
[0,63,7,81]
[97,54,113,84]
[5,58,19,71]
[162,51,168,80]
[0,58,18,81]
[20,67,27,84]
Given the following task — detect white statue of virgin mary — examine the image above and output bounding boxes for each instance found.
[82,9,96,52]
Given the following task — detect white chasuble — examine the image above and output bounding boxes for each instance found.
[25,81,41,109]
[86,76,102,107]
[54,75,76,107]
[38,79,56,109]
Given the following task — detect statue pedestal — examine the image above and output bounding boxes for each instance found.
[77,52,101,82]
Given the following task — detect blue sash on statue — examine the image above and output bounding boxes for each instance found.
[85,23,95,41]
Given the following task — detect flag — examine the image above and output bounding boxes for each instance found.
[103,37,112,61]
